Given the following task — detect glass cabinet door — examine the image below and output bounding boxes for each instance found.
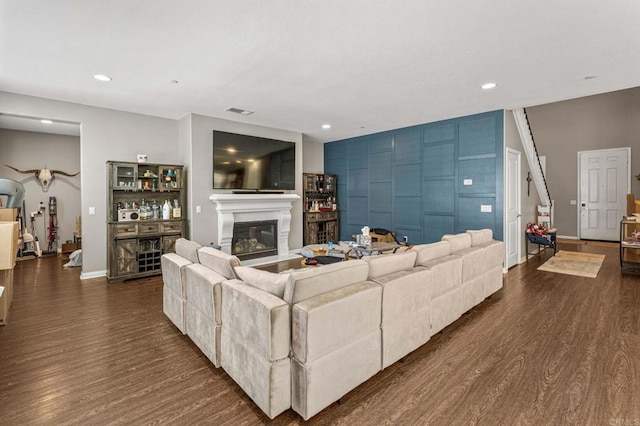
[112,163,137,189]
[305,174,316,191]
[325,175,335,192]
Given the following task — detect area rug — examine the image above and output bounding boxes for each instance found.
[537,250,605,278]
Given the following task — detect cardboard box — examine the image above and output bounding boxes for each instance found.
[0,269,12,325]
[0,269,12,307]
[623,248,640,263]
[0,286,7,325]
[0,221,19,270]
[0,208,18,222]
[628,194,640,215]
[62,242,79,254]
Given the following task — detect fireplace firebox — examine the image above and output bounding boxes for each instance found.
[232,220,278,260]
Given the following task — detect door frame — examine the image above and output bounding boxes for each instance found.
[505,147,521,268]
[577,147,631,240]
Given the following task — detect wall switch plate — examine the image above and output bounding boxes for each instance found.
[89,206,96,215]
[480,205,492,213]
[196,205,201,213]
[403,235,408,243]
[463,179,473,186]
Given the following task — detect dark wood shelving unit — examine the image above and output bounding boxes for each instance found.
[107,161,186,282]
[303,173,339,245]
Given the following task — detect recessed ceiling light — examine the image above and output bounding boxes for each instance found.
[225,107,254,115]
[322,124,331,129]
[40,119,53,124]
[481,82,497,90]
[94,74,112,82]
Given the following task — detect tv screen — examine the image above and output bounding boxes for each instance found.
[213,130,295,190]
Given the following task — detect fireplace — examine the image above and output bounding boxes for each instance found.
[232,220,278,260]
[209,193,300,265]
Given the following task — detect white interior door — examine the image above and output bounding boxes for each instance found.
[506,148,521,268]
[578,148,630,241]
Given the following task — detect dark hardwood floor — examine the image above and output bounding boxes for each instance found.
[1,243,639,425]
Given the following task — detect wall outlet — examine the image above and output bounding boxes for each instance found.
[403,235,408,244]
[480,205,492,213]
[463,179,473,186]
[89,206,96,215]
[570,200,577,205]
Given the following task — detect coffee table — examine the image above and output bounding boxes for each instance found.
[349,241,401,258]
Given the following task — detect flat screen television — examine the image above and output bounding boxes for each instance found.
[213,130,295,190]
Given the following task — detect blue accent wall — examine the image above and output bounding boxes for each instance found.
[324,110,504,243]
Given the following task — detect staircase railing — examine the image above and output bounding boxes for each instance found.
[512,108,551,207]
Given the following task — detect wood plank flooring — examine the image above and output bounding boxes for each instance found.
[1,243,639,425]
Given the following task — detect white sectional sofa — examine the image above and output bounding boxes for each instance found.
[161,229,504,420]
[161,238,202,334]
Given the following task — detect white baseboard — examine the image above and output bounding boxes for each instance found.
[80,269,107,280]
[557,234,578,240]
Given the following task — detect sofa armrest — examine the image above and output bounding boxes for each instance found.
[221,279,290,362]
[161,253,192,294]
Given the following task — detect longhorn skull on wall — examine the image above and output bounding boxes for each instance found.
[5,165,80,192]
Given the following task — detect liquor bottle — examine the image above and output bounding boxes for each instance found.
[151,200,160,220]
[140,199,147,220]
[162,199,171,220]
[172,199,182,219]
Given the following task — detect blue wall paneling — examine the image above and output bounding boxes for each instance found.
[324,110,504,243]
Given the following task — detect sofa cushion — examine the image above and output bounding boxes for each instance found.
[364,250,417,279]
[184,263,226,323]
[284,260,369,305]
[235,266,292,299]
[175,238,202,264]
[292,281,381,363]
[441,233,471,252]
[477,239,505,269]
[197,246,240,280]
[413,241,451,266]
[466,229,493,246]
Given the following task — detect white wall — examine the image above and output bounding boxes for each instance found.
[302,136,324,174]
[0,91,178,277]
[186,113,304,249]
[0,129,81,249]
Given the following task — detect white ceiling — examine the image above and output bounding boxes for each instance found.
[1,1,639,143]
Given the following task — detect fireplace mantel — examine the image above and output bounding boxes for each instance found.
[209,193,300,264]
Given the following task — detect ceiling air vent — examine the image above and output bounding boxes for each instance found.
[225,107,254,115]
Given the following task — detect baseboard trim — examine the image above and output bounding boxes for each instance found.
[557,235,578,240]
[81,270,107,280]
